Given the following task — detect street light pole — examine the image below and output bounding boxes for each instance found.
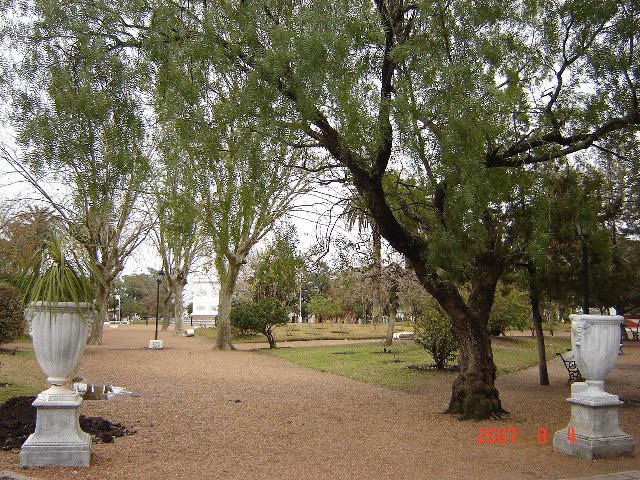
[155,269,164,341]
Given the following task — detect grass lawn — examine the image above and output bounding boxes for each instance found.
[196,321,411,343]
[262,335,572,393]
[0,340,46,403]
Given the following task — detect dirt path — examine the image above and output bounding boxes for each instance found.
[1,324,639,479]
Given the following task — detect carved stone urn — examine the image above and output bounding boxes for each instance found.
[29,302,93,393]
[20,302,93,468]
[553,314,634,460]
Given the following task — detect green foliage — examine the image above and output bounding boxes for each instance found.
[114,273,157,319]
[414,304,458,369]
[249,224,304,306]
[20,230,97,318]
[307,294,342,322]
[488,285,531,336]
[230,302,258,337]
[514,164,634,312]
[0,207,52,287]
[0,282,26,345]
[230,297,288,348]
[5,0,153,342]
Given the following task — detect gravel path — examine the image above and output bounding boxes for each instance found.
[1,324,639,479]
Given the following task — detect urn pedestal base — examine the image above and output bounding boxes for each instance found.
[553,387,634,460]
[19,391,91,468]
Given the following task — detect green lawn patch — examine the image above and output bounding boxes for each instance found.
[264,342,444,392]
[0,347,45,403]
[492,336,572,374]
[196,322,406,343]
[262,336,573,393]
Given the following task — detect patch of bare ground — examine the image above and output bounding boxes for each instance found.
[1,324,638,479]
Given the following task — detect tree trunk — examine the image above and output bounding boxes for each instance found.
[265,327,276,348]
[445,309,504,419]
[415,253,506,420]
[384,280,398,347]
[371,225,383,325]
[216,262,240,350]
[88,283,108,345]
[530,299,549,385]
[161,300,169,330]
[527,264,549,385]
[174,279,186,333]
[161,287,172,331]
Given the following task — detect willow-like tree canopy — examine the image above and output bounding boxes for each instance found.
[3,0,638,418]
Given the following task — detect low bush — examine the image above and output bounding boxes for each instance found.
[0,283,26,345]
[488,286,530,336]
[414,304,458,369]
[230,297,288,348]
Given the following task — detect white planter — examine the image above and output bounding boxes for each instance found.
[27,302,93,393]
[570,314,621,396]
[20,301,94,467]
[553,313,634,460]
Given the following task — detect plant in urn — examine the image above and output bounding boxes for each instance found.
[19,231,102,468]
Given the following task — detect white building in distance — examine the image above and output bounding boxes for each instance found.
[189,274,220,327]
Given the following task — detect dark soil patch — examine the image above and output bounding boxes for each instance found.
[0,396,136,451]
[620,397,640,408]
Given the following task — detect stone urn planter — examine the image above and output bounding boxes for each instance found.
[553,314,634,460]
[29,301,93,394]
[20,301,94,468]
[18,232,98,468]
[570,314,623,401]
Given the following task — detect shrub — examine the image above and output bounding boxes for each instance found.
[488,286,531,336]
[414,304,458,369]
[306,294,341,322]
[230,302,258,337]
[230,297,288,348]
[0,283,26,345]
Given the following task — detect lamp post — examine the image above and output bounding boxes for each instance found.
[575,221,589,315]
[155,269,164,341]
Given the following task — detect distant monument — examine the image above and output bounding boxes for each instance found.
[189,275,220,327]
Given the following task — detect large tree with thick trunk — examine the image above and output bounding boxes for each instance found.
[139,0,639,417]
[5,0,638,417]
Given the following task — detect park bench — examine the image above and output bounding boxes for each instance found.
[624,316,639,341]
[392,331,416,340]
[556,351,583,384]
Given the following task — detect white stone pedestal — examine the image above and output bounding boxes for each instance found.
[19,391,91,467]
[553,390,634,460]
[148,339,163,349]
[553,313,635,461]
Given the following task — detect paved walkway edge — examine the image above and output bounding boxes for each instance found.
[561,470,640,480]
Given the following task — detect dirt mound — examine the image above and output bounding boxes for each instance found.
[0,396,135,450]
